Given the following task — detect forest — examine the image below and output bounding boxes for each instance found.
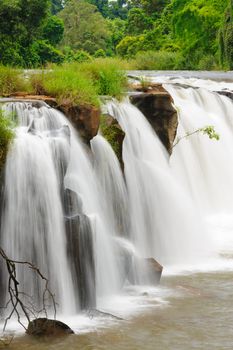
[0,0,232,70]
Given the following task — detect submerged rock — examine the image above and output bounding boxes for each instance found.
[26,318,74,337]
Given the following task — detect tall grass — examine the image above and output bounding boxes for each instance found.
[0,66,29,95]
[132,51,183,70]
[78,58,128,97]
[31,65,99,107]
[30,58,128,106]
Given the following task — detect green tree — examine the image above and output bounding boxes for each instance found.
[59,0,110,54]
[170,0,228,66]
[126,8,153,35]
[86,0,109,17]
[42,16,64,45]
[128,0,169,17]
[219,1,233,69]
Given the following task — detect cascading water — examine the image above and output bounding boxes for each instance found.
[0,76,233,334]
[164,84,233,214]
[0,102,125,319]
[106,100,211,276]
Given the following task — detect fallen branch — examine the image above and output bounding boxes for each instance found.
[0,247,56,331]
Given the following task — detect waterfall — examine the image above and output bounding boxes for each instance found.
[0,78,233,328]
[0,102,124,317]
[164,84,233,215]
[106,100,210,275]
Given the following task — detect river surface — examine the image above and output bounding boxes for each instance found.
[6,268,233,349]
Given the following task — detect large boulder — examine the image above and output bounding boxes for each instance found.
[130,92,178,154]
[58,103,100,144]
[26,318,74,337]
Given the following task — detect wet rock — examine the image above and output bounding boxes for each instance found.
[26,318,74,337]
[58,103,100,144]
[215,90,233,101]
[145,258,163,285]
[65,213,96,309]
[127,257,163,286]
[130,92,178,154]
[63,188,83,217]
[100,114,125,169]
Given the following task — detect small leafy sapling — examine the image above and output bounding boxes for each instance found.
[173,125,220,149]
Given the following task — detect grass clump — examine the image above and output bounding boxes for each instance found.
[79,58,128,98]
[30,58,128,106]
[0,109,15,171]
[0,66,30,96]
[31,65,99,107]
[132,51,183,70]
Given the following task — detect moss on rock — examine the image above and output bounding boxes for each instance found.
[100,114,125,168]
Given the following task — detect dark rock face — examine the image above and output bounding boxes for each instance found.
[130,93,178,154]
[63,188,96,310]
[58,104,100,144]
[26,318,74,337]
[215,90,233,101]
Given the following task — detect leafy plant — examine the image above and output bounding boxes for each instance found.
[173,125,220,150]
[0,109,15,171]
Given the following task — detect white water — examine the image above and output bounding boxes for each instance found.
[106,100,211,274]
[1,76,233,335]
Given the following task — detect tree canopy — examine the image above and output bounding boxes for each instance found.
[0,0,231,69]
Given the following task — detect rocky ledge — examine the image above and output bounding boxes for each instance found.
[2,94,100,144]
[129,84,178,154]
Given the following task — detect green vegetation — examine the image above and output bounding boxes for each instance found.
[100,114,125,161]
[0,110,15,171]
[0,66,29,95]
[132,51,183,70]
[0,0,231,69]
[173,125,220,149]
[80,58,128,97]
[30,59,127,106]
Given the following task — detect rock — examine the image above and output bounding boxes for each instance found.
[4,95,100,144]
[100,114,125,169]
[65,213,96,309]
[63,188,83,217]
[5,94,57,108]
[26,318,74,337]
[145,258,163,285]
[130,92,178,154]
[58,103,100,144]
[126,257,163,286]
[215,90,233,101]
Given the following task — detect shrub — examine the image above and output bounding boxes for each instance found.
[31,65,99,107]
[94,49,106,58]
[198,55,218,70]
[33,40,64,66]
[79,58,128,97]
[73,50,92,63]
[132,50,183,70]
